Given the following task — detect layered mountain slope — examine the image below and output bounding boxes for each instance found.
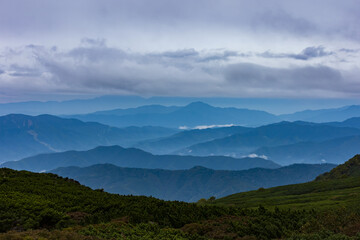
[280,105,360,122]
[51,163,336,202]
[135,125,252,154]
[177,121,360,158]
[255,135,360,165]
[1,145,280,172]
[0,114,177,163]
[326,117,360,129]
[213,155,360,210]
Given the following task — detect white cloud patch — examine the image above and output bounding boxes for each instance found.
[246,153,268,160]
[193,124,235,130]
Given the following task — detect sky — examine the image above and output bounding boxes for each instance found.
[0,0,360,103]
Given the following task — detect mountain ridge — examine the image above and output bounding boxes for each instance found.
[176,121,360,159]
[1,145,280,172]
[50,162,336,202]
[67,101,280,128]
[0,114,177,163]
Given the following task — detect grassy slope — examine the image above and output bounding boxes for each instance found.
[213,176,360,210]
[214,155,360,210]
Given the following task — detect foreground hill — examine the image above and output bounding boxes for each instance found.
[255,135,360,165]
[316,155,360,180]
[68,101,280,128]
[1,145,279,172]
[1,163,359,239]
[51,163,336,202]
[0,167,230,234]
[135,125,252,154]
[213,155,360,210]
[0,114,177,163]
[177,121,360,159]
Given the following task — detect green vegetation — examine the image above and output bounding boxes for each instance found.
[0,168,235,232]
[212,155,360,210]
[317,155,360,180]
[1,155,360,239]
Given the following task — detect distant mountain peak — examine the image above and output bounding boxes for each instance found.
[91,145,125,151]
[316,155,360,181]
[189,165,212,171]
[184,101,213,109]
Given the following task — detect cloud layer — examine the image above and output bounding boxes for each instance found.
[0,41,359,99]
[0,0,359,101]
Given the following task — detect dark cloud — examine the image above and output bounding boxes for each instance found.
[339,48,359,53]
[252,9,317,36]
[224,62,359,94]
[8,64,42,77]
[160,49,199,58]
[259,46,334,60]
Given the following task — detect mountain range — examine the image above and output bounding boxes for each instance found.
[0,114,177,163]
[255,135,360,165]
[67,102,280,128]
[280,105,360,122]
[0,145,280,172]
[51,163,335,202]
[134,125,252,154]
[175,121,360,161]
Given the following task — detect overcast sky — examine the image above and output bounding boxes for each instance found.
[0,0,359,103]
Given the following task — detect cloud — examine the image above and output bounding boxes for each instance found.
[0,41,359,100]
[339,48,360,53]
[252,9,317,36]
[1,0,359,51]
[259,46,334,60]
[193,124,235,130]
[246,153,268,160]
[8,64,42,77]
[223,62,360,97]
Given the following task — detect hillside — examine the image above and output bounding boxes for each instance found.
[0,167,231,233]
[316,154,360,180]
[135,125,252,154]
[0,114,177,163]
[1,164,359,239]
[255,135,360,165]
[176,121,360,158]
[1,145,280,172]
[67,101,280,128]
[51,163,336,202]
[213,155,360,210]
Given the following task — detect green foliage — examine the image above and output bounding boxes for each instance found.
[317,155,360,180]
[213,173,360,210]
[0,168,234,232]
[1,167,360,239]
